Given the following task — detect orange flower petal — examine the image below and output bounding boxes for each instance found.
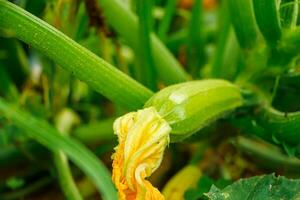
[112,107,171,200]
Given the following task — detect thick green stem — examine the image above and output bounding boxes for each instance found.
[227,0,259,49]
[97,0,189,84]
[0,98,117,200]
[137,0,156,90]
[236,136,300,172]
[253,0,281,45]
[0,0,153,110]
[257,107,300,145]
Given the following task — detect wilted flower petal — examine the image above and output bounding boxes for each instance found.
[112,107,171,200]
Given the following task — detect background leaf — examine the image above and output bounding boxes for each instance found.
[206,174,300,200]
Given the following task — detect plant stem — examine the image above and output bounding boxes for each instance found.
[0,98,117,200]
[253,0,281,45]
[54,109,83,200]
[236,136,300,172]
[137,0,157,90]
[54,152,83,200]
[227,0,259,49]
[73,118,115,144]
[0,0,153,110]
[257,107,300,145]
[291,0,299,29]
[187,0,205,77]
[97,0,189,84]
[211,0,233,78]
[157,0,177,42]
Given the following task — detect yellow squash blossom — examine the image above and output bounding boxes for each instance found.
[112,107,171,200]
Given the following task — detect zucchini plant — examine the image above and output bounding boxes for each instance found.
[0,0,300,199]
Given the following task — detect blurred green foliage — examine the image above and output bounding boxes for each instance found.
[0,0,300,199]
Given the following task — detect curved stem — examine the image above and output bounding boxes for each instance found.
[236,136,300,172]
[0,0,153,110]
[54,152,83,200]
[54,110,83,200]
[0,98,118,200]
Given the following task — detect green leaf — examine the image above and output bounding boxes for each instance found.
[0,98,117,200]
[184,175,231,200]
[206,174,300,200]
[184,176,214,200]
